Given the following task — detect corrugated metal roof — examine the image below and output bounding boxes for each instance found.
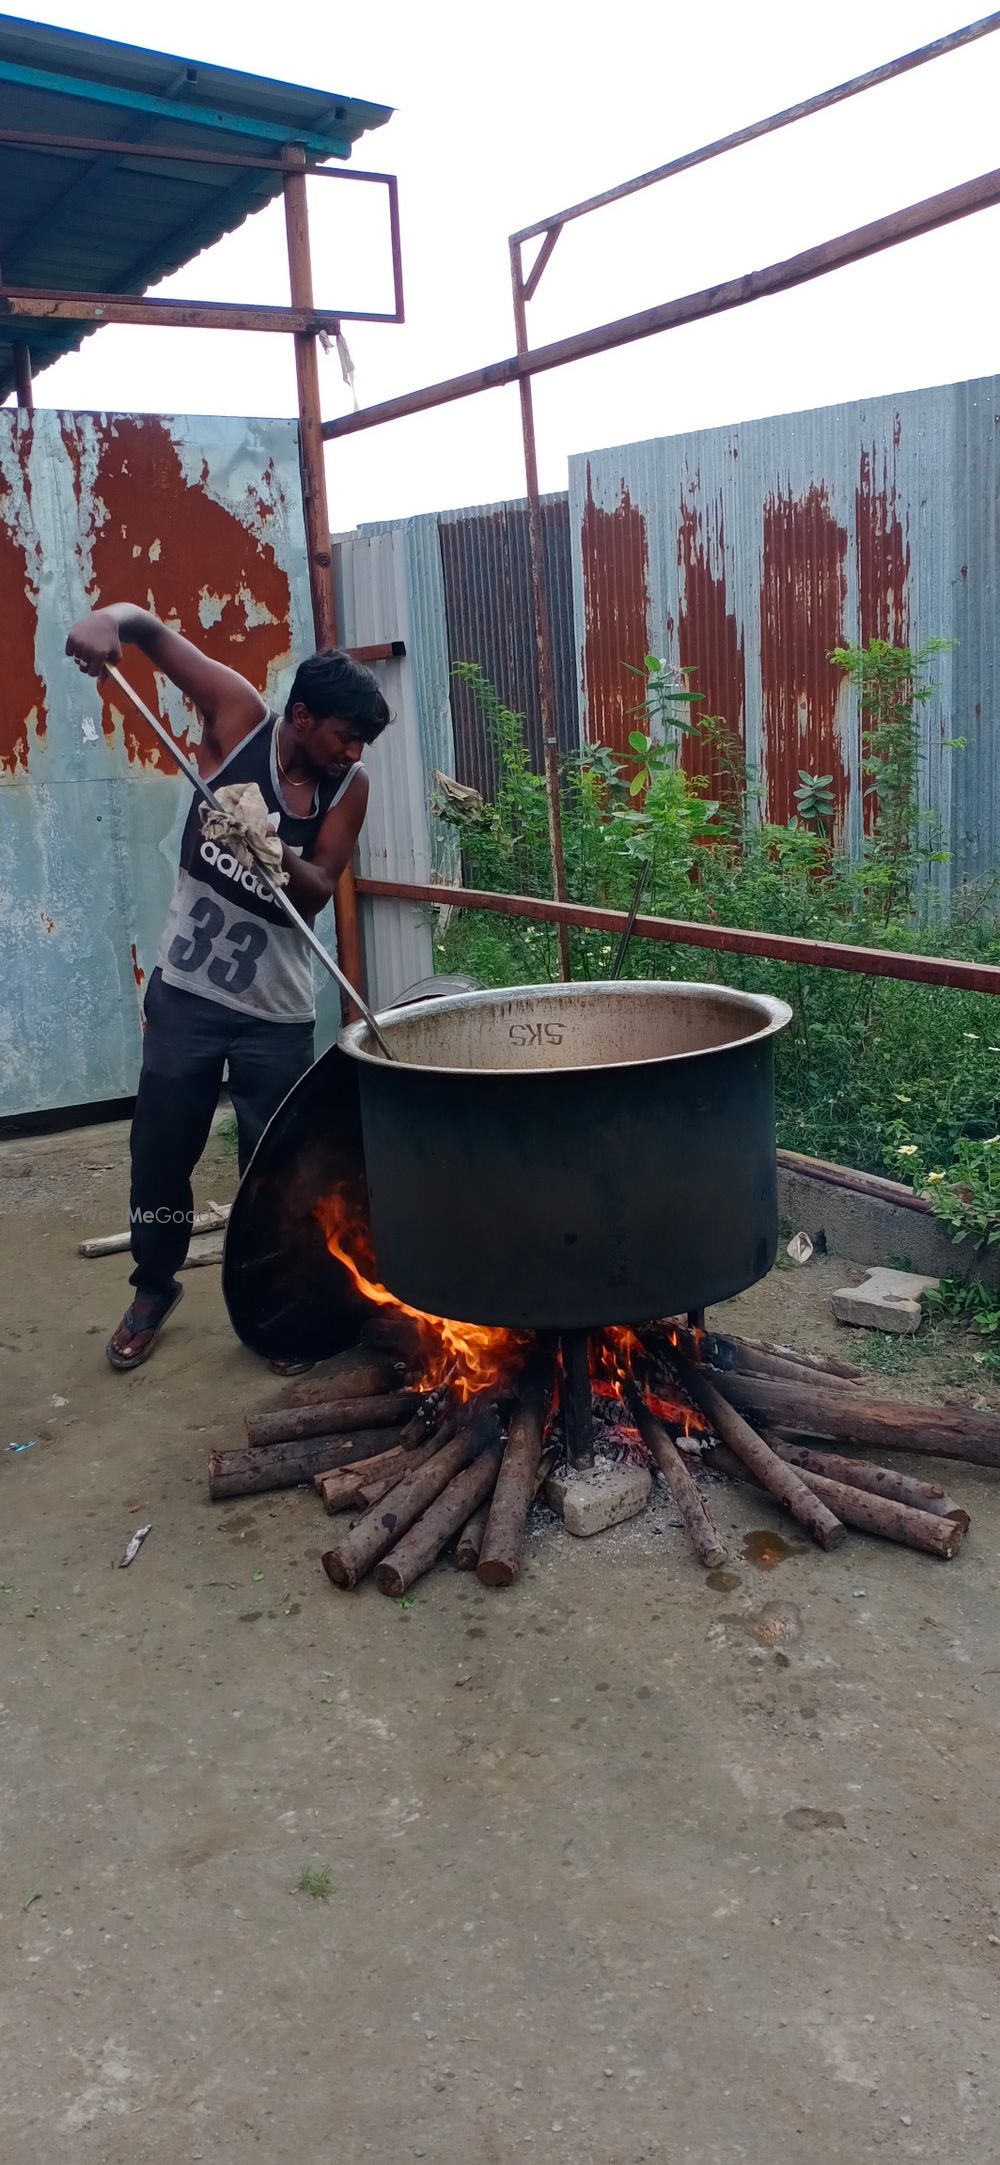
[0,14,391,401]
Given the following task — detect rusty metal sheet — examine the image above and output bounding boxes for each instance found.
[568,380,992,884]
[0,407,314,1119]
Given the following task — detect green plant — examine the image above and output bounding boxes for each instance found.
[919,1137,1000,1251]
[792,770,837,837]
[925,1277,1000,1336]
[828,637,956,923]
[296,1864,333,1899]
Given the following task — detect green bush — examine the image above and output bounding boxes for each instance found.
[432,651,1000,1236]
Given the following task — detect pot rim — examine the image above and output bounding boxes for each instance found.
[339,978,793,1080]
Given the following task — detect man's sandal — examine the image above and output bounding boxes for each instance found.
[106,1285,184,1372]
[268,1355,315,1378]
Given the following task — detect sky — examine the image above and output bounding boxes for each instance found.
[8,0,1000,532]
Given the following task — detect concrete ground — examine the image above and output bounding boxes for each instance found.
[3,1121,1000,2164]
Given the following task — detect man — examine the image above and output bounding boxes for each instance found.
[65,603,390,1372]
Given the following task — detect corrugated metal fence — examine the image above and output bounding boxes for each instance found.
[358,372,1000,902]
[1,408,432,1120]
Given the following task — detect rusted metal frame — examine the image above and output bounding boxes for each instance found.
[324,162,1000,441]
[0,292,346,332]
[511,236,572,981]
[354,878,1000,997]
[282,143,364,1018]
[12,340,32,412]
[0,125,395,180]
[521,224,561,302]
[511,11,1000,245]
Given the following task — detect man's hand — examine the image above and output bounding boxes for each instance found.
[66,609,123,678]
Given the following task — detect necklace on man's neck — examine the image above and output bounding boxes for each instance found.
[274,716,308,788]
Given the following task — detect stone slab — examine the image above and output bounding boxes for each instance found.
[546,1461,652,1538]
[831,1266,939,1335]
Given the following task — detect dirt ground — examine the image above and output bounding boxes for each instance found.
[4,1121,1000,2165]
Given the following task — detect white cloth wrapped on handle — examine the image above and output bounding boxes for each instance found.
[197,782,288,886]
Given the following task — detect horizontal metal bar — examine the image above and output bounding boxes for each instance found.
[0,56,352,157]
[512,11,1000,244]
[349,640,406,662]
[355,878,1000,996]
[0,125,394,178]
[0,293,388,332]
[323,161,1000,439]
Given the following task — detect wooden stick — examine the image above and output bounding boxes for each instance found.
[704,1370,1000,1468]
[353,1425,455,1509]
[179,1232,226,1269]
[627,1384,727,1568]
[375,1439,504,1597]
[315,1469,366,1513]
[478,1347,554,1589]
[765,1440,970,1526]
[456,1501,492,1570]
[704,1445,966,1558]
[284,1351,406,1404]
[79,1201,229,1257]
[245,1392,419,1449]
[322,1403,497,1589]
[209,1427,398,1502]
[719,1333,862,1382]
[672,1353,845,1551]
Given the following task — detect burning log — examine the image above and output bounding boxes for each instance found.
[765,1441,969,1526]
[703,1371,1000,1468]
[209,1427,403,1502]
[645,1324,861,1387]
[374,1437,504,1597]
[671,1354,845,1551]
[283,1351,407,1404]
[478,1348,554,1589]
[703,1445,966,1559]
[322,1402,498,1590]
[244,1392,419,1450]
[455,1502,491,1571]
[626,1384,727,1569]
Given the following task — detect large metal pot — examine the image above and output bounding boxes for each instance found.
[339,980,792,1330]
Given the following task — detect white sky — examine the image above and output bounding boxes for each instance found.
[8,0,1000,531]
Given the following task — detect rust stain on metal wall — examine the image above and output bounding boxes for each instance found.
[856,445,910,647]
[676,489,746,797]
[61,416,292,766]
[0,424,47,776]
[760,484,848,828]
[580,468,650,752]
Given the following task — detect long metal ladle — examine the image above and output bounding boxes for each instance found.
[105,665,394,1059]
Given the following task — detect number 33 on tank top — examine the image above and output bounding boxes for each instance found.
[167,895,269,996]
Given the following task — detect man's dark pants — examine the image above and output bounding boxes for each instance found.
[129,969,314,1300]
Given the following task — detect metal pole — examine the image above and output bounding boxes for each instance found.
[511,238,572,981]
[282,142,365,1020]
[13,339,32,413]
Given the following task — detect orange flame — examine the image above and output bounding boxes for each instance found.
[592,1326,708,1439]
[315,1189,522,1400]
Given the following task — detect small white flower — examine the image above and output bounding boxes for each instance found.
[894,1093,912,1104]
[926,1172,946,1184]
[897,1144,919,1158]
[963,1032,979,1041]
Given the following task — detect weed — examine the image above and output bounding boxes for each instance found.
[296,1864,333,1900]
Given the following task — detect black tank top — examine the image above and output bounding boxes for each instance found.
[156,711,363,1023]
